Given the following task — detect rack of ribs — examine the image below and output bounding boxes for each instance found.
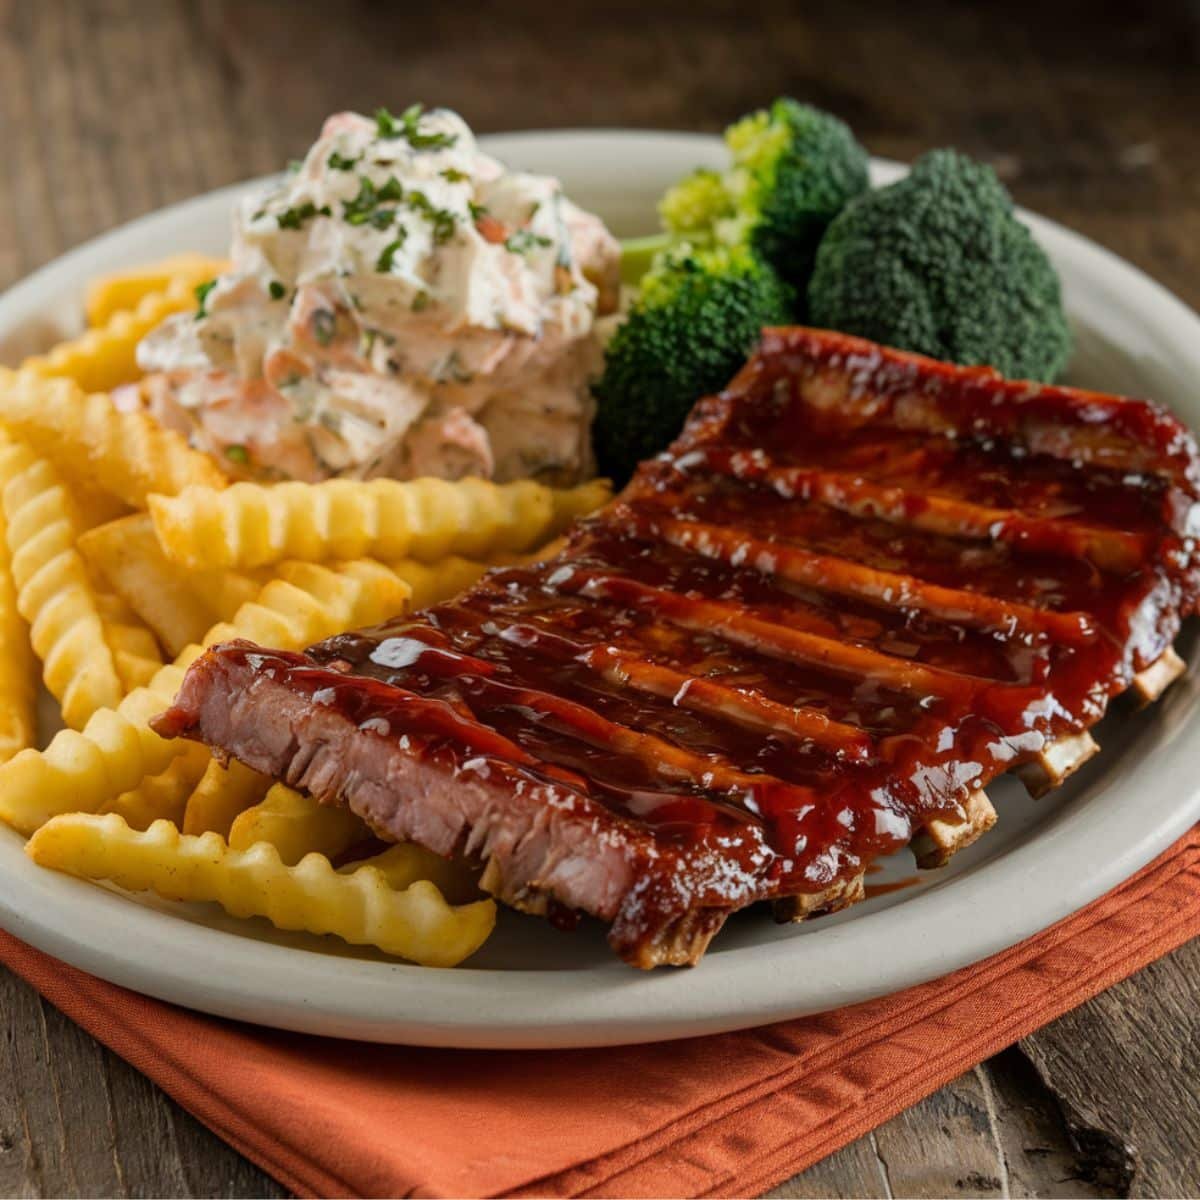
[154,327,1200,968]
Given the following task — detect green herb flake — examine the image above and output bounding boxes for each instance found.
[411,291,431,312]
[193,278,217,318]
[504,229,552,255]
[327,150,360,171]
[375,103,458,151]
[268,280,286,301]
[276,201,331,230]
[224,444,250,465]
[375,234,407,272]
[440,167,469,183]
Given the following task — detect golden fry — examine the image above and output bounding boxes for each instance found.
[80,515,215,656]
[0,559,411,835]
[20,276,197,392]
[229,783,368,866]
[341,842,484,906]
[0,441,124,728]
[27,815,496,966]
[100,746,209,831]
[147,476,611,571]
[85,254,230,328]
[0,369,226,508]
[0,447,36,763]
[94,589,164,692]
[183,758,272,838]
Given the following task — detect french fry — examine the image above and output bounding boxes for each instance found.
[85,254,229,328]
[80,514,220,655]
[229,783,368,866]
[147,476,611,572]
[26,815,496,966]
[0,559,411,835]
[94,589,164,692]
[0,453,36,763]
[79,513,273,657]
[183,758,272,838]
[100,746,208,832]
[340,842,484,906]
[20,276,199,392]
[0,441,124,728]
[382,554,494,609]
[0,369,226,508]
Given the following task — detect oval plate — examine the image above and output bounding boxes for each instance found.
[0,131,1198,1049]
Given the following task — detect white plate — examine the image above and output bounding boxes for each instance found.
[1,131,1198,1049]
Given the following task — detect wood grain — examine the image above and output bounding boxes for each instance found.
[0,0,1197,1195]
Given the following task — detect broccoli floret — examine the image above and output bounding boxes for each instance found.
[647,100,869,292]
[724,98,870,287]
[659,167,737,242]
[807,149,1071,380]
[593,244,794,482]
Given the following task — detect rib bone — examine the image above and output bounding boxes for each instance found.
[1132,646,1186,706]
[772,870,867,923]
[910,788,997,868]
[1015,730,1100,798]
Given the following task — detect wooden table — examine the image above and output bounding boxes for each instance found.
[1,1,1198,1194]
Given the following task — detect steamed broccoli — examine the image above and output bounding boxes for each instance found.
[593,244,793,482]
[807,149,1071,380]
[659,99,870,288]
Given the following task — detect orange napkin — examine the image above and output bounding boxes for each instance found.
[3,828,1198,1199]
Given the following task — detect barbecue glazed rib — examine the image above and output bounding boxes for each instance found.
[155,327,1200,967]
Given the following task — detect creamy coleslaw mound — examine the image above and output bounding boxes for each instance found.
[135,107,621,483]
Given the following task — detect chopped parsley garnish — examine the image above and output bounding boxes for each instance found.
[504,229,552,255]
[440,167,469,183]
[343,175,404,225]
[468,201,488,222]
[374,104,458,151]
[375,234,407,272]
[268,280,286,300]
[311,309,336,346]
[193,278,217,318]
[411,291,431,312]
[224,444,250,465]
[369,208,396,231]
[406,190,457,244]
[327,150,360,171]
[276,201,331,230]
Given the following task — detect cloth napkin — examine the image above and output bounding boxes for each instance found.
[2,828,1198,1199]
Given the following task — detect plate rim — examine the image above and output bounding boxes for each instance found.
[1,128,1199,1049]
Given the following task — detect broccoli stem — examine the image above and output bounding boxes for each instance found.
[619,234,671,287]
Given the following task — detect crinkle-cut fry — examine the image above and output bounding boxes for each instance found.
[0,368,226,507]
[549,477,611,528]
[0,559,412,835]
[85,254,230,328]
[19,276,200,392]
[382,554,493,609]
[27,815,496,966]
[0,445,36,762]
[80,514,215,656]
[94,589,163,692]
[0,443,124,728]
[229,783,368,866]
[340,842,484,906]
[100,745,208,832]
[183,758,272,838]
[147,476,608,572]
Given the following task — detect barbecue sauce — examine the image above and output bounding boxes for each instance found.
[181,329,1200,947]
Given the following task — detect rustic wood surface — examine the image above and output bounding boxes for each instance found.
[0,0,1198,1195]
